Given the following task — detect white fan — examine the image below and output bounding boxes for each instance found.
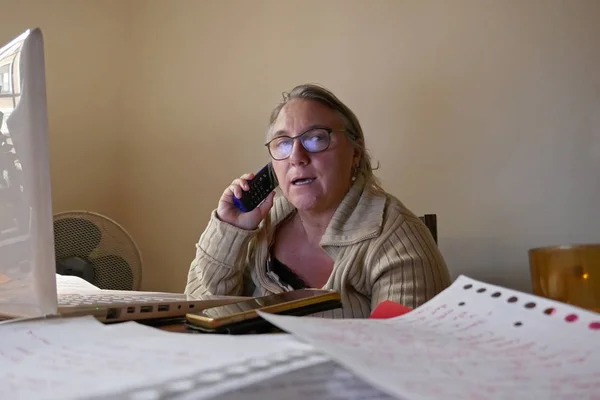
[53,211,143,290]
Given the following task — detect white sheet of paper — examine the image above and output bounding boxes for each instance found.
[0,316,325,400]
[55,273,208,299]
[55,274,101,292]
[259,275,600,400]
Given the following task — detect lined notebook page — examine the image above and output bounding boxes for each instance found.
[259,275,600,400]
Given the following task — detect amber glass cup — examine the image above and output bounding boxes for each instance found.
[529,244,600,313]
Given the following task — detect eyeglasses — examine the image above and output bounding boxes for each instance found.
[265,127,339,161]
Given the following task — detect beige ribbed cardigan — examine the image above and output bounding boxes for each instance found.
[185,176,451,318]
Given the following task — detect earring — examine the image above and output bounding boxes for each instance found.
[351,164,358,181]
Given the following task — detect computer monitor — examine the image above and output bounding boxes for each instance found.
[0,29,247,323]
[0,28,57,318]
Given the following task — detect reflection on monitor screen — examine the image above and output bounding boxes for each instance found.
[0,31,27,237]
[0,28,57,319]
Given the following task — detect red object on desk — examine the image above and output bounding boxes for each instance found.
[369,300,413,319]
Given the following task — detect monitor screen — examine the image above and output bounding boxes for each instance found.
[0,28,57,319]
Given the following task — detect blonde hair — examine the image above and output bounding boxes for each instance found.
[267,83,383,192]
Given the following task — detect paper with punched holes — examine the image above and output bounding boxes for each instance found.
[259,275,600,400]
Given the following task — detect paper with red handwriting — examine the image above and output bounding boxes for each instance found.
[259,275,600,400]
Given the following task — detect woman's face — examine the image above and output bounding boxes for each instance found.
[269,99,360,214]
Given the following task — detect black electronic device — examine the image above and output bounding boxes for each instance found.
[232,163,278,212]
[185,289,342,334]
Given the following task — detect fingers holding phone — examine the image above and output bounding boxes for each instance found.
[226,173,253,200]
[217,165,278,231]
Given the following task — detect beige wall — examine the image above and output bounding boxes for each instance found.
[3,0,600,294]
[122,0,599,293]
[0,0,128,219]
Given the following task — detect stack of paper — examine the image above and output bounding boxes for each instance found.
[212,360,393,400]
[0,316,326,399]
[2,275,598,399]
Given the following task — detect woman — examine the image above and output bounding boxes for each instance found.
[185,84,451,318]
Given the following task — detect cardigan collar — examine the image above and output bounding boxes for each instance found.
[269,174,386,247]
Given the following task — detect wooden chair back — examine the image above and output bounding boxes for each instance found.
[419,214,438,244]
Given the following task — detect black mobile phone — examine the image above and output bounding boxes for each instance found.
[185,289,342,334]
[233,163,278,212]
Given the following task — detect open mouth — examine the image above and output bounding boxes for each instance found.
[292,178,315,186]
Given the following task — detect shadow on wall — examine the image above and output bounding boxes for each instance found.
[386,77,527,290]
[440,236,535,294]
[377,71,482,216]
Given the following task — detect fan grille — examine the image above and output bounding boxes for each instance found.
[53,211,142,290]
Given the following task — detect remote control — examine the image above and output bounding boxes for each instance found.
[233,163,279,212]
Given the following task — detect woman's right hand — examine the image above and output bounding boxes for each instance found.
[216,173,275,231]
